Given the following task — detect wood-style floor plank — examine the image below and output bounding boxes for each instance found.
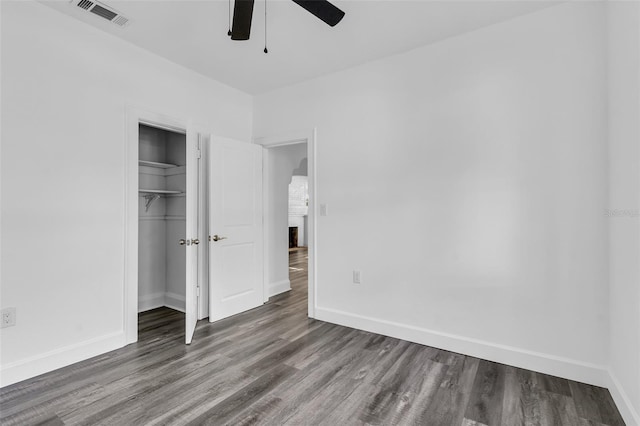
[417,354,480,426]
[464,360,505,425]
[0,248,626,426]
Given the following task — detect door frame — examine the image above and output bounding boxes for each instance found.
[254,129,317,318]
[124,106,204,344]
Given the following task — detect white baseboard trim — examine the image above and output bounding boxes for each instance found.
[268,279,291,298]
[139,292,165,312]
[0,331,125,388]
[165,292,185,313]
[315,306,609,388]
[606,369,640,426]
[138,292,185,313]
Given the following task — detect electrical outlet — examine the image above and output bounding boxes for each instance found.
[1,307,16,328]
[353,270,361,284]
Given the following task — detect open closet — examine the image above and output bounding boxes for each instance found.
[125,112,266,345]
[138,124,187,314]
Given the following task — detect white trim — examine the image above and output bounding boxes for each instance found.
[0,332,125,388]
[607,369,640,426]
[139,118,186,135]
[254,129,317,318]
[268,279,292,297]
[197,135,210,320]
[309,129,317,319]
[261,150,269,304]
[138,291,165,312]
[165,292,186,313]
[315,306,610,388]
[125,106,188,345]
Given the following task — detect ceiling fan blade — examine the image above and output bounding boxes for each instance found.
[291,0,345,27]
[231,0,255,40]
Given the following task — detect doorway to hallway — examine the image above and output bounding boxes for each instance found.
[256,130,317,318]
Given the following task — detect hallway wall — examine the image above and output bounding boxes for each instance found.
[265,144,308,297]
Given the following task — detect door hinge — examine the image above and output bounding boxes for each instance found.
[196,286,200,297]
[196,149,202,159]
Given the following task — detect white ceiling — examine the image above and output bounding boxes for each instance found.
[42,0,559,94]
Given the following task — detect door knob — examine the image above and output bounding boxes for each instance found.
[210,235,227,242]
[179,239,186,246]
[191,238,200,245]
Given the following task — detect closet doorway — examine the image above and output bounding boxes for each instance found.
[125,109,203,346]
[138,124,188,328]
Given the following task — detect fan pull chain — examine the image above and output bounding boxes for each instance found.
[264,0,268,53]
[227,0,232,36]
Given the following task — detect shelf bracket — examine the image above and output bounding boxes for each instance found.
[144,194,161,212]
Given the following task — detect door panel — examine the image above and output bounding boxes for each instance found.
[184,129,200,344]
[209,137,263,322]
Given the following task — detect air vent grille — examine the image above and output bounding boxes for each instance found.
[112,16,129,26]
[72,0,129,27]
[77,0,93,10]
[90,4,117,20]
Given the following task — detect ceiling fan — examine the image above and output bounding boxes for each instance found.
[230,0,345,41]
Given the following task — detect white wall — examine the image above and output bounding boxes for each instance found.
[0,1,252,386]
[138,126,168,309]
[138,167,168,310]
[607,1,640,424]
[265,144,307,296]
[255,2,610,385]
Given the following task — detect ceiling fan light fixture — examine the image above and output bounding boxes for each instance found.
[228,0,345,51]
[230,0,255,40]
[291,0,345,27]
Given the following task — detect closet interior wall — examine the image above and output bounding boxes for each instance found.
[138,124,187,313]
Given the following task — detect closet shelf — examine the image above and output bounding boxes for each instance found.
[139,189,183,194]
[139,160,180,169]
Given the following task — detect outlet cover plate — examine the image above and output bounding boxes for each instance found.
[1,307,16,328]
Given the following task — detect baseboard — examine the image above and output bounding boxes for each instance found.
[0,331,125,388]
[315,306,609,388]
[607,369,640,426]
[268,279,291,297]
[165,292,185,313]
[139,292,185,313]
[139,291,165,312]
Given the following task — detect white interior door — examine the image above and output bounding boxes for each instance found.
[208,136,263,322]
[184,129,201,344]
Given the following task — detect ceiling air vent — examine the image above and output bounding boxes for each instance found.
[77,0,93,10]
[71,0,129,27]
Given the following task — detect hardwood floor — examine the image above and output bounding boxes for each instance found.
[1,247,625,425]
